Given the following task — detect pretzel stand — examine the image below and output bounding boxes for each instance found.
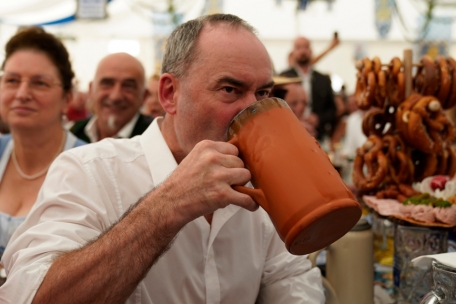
[353,49,456,303]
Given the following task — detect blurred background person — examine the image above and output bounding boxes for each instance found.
[330,85,350,151]
[281,36,337,142]
[65,79,89,123]
[286,33,339,69]
[271,76,316,137]
[0,27,86,255]
[70,53,153,143]
[341,94,366,159]
[141,74,165,118]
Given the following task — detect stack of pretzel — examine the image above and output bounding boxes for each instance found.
[352,55,456,198]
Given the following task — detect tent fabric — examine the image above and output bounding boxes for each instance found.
[0,0,113,26]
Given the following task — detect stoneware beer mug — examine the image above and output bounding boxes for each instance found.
[228,97,362,255]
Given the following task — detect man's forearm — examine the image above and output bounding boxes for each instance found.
[32,184,184,304]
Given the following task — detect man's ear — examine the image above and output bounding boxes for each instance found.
[159,73,179,115]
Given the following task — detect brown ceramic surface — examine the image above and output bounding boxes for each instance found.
[228,97,362,255]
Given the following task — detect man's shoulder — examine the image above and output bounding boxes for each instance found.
[64,136,144,166]
[312,69,331,81]
[279,67,299,78]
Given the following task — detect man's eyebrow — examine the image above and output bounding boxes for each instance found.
[215,77,275,90]
[99,77,114,83]
[215,76,247,88]
[98,77,138,84]
[122,78,138,84]
[258,81,275,90]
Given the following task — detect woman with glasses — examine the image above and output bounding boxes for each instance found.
[0,27,86,256]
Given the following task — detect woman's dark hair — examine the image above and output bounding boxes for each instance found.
[1,27,74,93]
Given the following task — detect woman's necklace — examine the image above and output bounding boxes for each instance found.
[12,130,66,180]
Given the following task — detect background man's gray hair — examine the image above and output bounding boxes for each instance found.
[161,14,257,78]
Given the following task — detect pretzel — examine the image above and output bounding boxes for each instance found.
[404,153,416,184]
[362,108,388,137]
[376,184,419,200]
[376,184,399,199]
[355,71,377,110]
[372,56,382,74]
[408,96,455,153]
[411,150,438,181]
[353,135,389,191]
[447,145,456,177]
[386,58,405,106]
[374,70,387,108]
[389,57,402,77]
[397,194,407,203]
[361,57,373,76]
[445,57,456,109]
[436,56,451,104]
[398,184,420,198]
[435,148,449,176]
[382,135,410,184]
[395,94,422,144]
[414,55,438,96]
[387,72,405,107]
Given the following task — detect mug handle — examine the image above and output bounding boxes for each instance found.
[228,136,269,212]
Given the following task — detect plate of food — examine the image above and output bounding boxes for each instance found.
[363,176,456,228]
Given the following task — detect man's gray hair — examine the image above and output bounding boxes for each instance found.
[161,14,257,78]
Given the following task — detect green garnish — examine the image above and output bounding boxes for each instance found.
[434,200,452,208]
[401,193,452,208]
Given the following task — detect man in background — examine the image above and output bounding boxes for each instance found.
[70,53,153,142]
[281,36,337,141]
[271,76,316,137]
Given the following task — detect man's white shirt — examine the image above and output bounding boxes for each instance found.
[0,118,324,304]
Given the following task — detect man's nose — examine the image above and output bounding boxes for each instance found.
[109,83,123,101]
[240,93,259,110]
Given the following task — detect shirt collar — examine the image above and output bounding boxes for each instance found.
[139,117,178,186]
[294,65,313,78]
[84,113,140,142]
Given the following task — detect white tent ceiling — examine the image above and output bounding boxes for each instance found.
[2,0,456,92]
[0,0,76,25]
[0,0,203,27]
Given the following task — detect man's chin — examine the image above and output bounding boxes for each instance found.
[296,59,310,66]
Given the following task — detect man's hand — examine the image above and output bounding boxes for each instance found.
[162,140,258,225]
[329,34,340,50]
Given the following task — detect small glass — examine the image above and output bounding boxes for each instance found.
[393,224,448,304]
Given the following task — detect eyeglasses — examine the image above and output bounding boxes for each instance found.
[0,72,63,93]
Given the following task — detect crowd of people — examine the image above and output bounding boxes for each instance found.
[0,13,365,303]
